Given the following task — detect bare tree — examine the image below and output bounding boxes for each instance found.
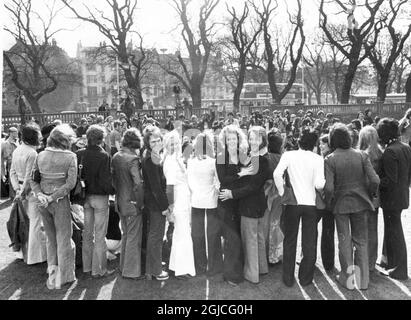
[250,0,305,104]
[3,0,67,114]
[62,0,152,110]
[388,45,411,93]
[303,40,328,104]
[319,0,385,103]
[158,0,219,109]
[365,0,411,102]
[214,2,262,112]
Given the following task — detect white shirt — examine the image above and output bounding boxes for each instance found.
[273,149,325,206]
[187,156,219,209]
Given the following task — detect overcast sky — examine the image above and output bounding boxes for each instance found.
[2,0,410,58]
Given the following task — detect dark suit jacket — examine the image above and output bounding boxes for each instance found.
[112,150,144,216]
[141,150,169,212]
[324,148,380,214]
[76,145,114,195]
[379,141,411,211]
[231,155,270,219]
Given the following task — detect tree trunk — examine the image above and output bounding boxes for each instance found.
[340,63,357,104]
[134,88,144,111]
[377,72,389,103]
[406,72,411,103]
[233,61,246,114]
[191,83,202,109]
[315,90,322,104]
[25,94,41,114]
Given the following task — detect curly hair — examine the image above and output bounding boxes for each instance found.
[47,124,76,150]
[376,117,399,144]
[86,125,106,146]
[122,128,143,150]
[21,123,41,147]
[217,124,248,164]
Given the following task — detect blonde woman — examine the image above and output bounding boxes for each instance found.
[215,125,248,285]
[187,133,220,277]
[358,125,383,272]
[219,126,271,284]
[163,130,195,279]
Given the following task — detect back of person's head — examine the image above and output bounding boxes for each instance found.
[122,128,143,150]
[359,125,382,162]
[47,124,76,150]
[298,128,318,151]
[96,115,104,124]
[193,132,214,159]
[80,118,88,125]
[267,129,283,154]
[317,110,325,117]
[86,125,106,146]
[21,123,41,146]
[329,123,351,150]
[376,117,399,145]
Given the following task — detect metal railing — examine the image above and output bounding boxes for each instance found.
[2,103,410,129]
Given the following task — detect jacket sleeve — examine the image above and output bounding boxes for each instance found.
[129,158,144,209]
[231,157,268,199]
[314,156,326,190]
[9,156,19,192]
[215,156,238,186]
[50,154,78,202]
[361,152,380,195]
[98,152,115,195]
[273,152,288,196]
[380,148,397,189]
[144,157,169,211]
[21,151,37,194]
[324,157,335,206]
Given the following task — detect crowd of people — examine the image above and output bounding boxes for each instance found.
[1,105,411,292]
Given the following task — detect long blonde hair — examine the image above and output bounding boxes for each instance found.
[218,124,248,164]
[359,125,383,164]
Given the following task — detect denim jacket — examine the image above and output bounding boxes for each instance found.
[30,147,77,202]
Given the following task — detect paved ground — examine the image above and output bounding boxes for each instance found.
[0,197,410,300]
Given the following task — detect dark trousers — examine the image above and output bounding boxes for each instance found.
[282,205,318,286]
[191,207,223,275]
[218,202,244,283]
[145,208,166,276]
[318,209,335,271]
[383,209,408,279]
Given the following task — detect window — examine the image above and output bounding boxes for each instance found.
[101,87,106,95]
[87,86,98,97]
[87,75,97,84]
[86,63,96,71]
[100,74,105,82]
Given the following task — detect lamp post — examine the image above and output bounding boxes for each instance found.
[160,48,168,107]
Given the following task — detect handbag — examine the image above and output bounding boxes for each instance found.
[280,169,297,205]
[70,156,86,205]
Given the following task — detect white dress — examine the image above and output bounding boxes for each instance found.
[164,155,196,276]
